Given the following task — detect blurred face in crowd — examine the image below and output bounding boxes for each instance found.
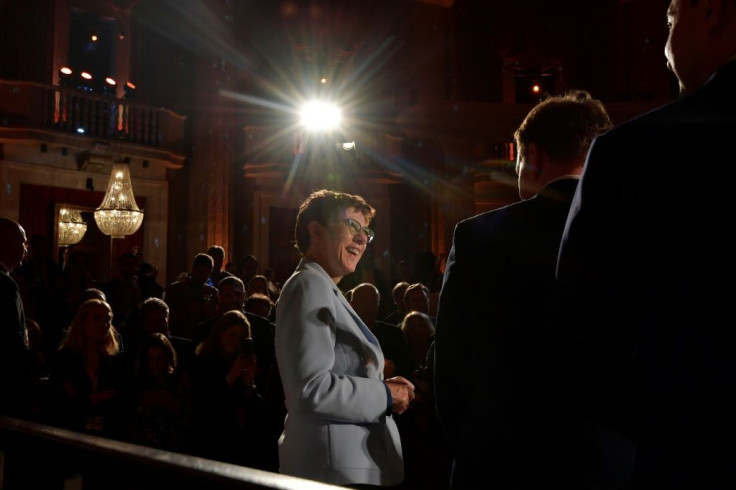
[84,303,113,344]
[220,323,247,357]
[146,346,174,379]
[219,283,246,311]
[143,309,169,336]
[405,287,429,314]
[192,263,213,284]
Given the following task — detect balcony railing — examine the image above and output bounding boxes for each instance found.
[0,80,187,154]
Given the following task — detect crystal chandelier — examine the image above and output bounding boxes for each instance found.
[58,207,87,246]
[94,161,144,238]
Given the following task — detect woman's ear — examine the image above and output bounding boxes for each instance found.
[307,221,324,243]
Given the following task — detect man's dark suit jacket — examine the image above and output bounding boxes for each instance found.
[434,178,580,489]
[554,60,736,488]
[0,267,36,418]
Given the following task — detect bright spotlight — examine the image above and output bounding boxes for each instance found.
[299,101,342,131]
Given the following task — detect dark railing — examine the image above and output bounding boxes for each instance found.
[0,415,346,490]
[0,80,187,153]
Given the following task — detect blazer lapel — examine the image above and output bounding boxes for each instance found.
[334,286,380,347]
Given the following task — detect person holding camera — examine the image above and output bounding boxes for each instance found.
[189,310,264,467]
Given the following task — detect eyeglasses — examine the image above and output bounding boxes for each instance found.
[336,218,374,243]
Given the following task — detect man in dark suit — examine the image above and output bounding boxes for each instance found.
[434,91,613,489]
[0,217,38,419]
[553,1,736,488]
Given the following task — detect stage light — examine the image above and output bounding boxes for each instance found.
[124,81,136,99]
[299,100,342,131]
[531,83,541,94]
[79,71,93,92]
[58,66,73,85]
[103,77,117,96]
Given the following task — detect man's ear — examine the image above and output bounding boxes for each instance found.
[703,0,724,31]
[527,143,544,179]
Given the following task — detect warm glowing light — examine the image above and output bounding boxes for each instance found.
[105,77,116,86]
[94,162,144,238]
[60,67,72,76]
[126,81,136,90]
[58,208,87,246]
[299,100,342,131]
[81,71,92,80]
[91,35,98,42]
[531,84,541,94]
[321,78,327,84]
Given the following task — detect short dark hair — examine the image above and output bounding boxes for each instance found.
[192,253,214,269]
[207,245,225,260]
[218,275,245,290]
[140,297,169,318]
[294,189,375,254]
[514,89,612,164]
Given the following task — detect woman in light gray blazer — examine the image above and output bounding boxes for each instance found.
[275,189,415,487]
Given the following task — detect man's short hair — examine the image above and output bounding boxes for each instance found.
[514,89,613,164]
[207,245,225,260]
[218,275,245,290]
[294,189,375,254]
[140,297,169,317]
[192,253,214,269]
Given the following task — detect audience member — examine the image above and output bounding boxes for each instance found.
[552,2,736,487]
[0,217,38,419]
[47,299,127,440]
[400,311,435,375]
[125,332,193,454]
[349,282,414,379]
[246,274,269,297]
[434,89,613,489]
[243,292,273,320]
[383,280,410,325]
[262,267,281,302]
[52,249,94,343]
[99,252,143,334]
[207,245,233,287]
[236,254,259,287]
[275,189,414,486]
[193,276,275,396]
[81,287,107,303]
[189,310,263,466]
[404,282,432,320]
[137,261,164,301]
[164,253,218,340]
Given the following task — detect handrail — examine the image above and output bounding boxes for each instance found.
[0,415,346,490]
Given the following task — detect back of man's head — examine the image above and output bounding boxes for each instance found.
[515,90,613,166]
[0,217,26,272]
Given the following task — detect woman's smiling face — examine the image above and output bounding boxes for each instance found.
[321,206,370,280]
